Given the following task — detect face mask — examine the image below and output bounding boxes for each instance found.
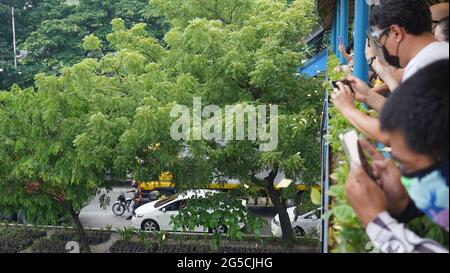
[401,161,449,232]
[381,41,402,68]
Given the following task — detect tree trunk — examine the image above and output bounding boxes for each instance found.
[68,205,91,253]
[266,170,293,246]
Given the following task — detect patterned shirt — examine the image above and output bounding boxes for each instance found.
[366,211,448,253]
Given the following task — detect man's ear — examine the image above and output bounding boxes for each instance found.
[390,25,405,42]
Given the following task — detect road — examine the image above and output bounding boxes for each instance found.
[79,187,277,235]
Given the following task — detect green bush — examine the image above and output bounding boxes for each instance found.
[51,229,111,245]
[0,225,47,253]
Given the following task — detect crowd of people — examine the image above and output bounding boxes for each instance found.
[330,0,449,253]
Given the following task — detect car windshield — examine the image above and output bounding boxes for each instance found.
[154,193,180,208]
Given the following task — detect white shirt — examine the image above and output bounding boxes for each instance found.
[403,41,449,82]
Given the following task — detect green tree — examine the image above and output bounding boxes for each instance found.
[146,0,323,244]
[0,0,168,90]
[0,0,75,89]
[84,0,322,244]
[0,0,322,249]
[0,59,174,252]
[0,17,189,252]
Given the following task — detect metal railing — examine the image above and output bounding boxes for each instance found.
[320,87,330,253]
[303,29,329,63]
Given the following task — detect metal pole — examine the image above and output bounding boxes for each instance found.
[12,7,17,70]
[339,0,349,64]
[331,9,337,54]
[320,88,330,253]
[354,0,369,83]
[337,1,342,56]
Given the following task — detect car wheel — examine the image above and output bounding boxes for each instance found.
[293,227,305,238]
[141,219,160,232]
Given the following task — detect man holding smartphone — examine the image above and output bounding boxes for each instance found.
[332,0,449,147]
[344,61,449,253]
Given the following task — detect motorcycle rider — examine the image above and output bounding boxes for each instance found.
[126,180,142,220]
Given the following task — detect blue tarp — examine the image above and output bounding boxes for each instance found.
[298,50,328,78]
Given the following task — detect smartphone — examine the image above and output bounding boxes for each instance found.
[339,130,377,180]
[357,140,377,181]
[339,36,343,45]
[330,80,339,90]
[331,80,355,94]
[341,79,355,94]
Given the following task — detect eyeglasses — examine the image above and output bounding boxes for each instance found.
[367,27,391,48]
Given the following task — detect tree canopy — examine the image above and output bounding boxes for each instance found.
[0,0,168,90]
[0,0,323,245]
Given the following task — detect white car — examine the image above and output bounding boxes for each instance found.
[271,207,321,238]
[131,189,244,233]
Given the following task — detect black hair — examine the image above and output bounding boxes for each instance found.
[438,17,449,42]
[381,60,449,161]
[346,40,354,55]
[369,0,432,35]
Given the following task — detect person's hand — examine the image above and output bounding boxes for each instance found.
[365,39,377,60]
[341,65,352,74]
[346,75,371,103]
[338,41,346,54]
[371,58,396,82]
[345,163,388,228]
[331,81,355,114]
[333,65,342,73]
[359,139,410,217]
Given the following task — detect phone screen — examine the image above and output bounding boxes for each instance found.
[339,130,361,166]
[339,130,377,180]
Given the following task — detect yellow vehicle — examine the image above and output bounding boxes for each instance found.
[139,180,176,191]
[139,172,176,190]
[137,172,319,207]
[138,172,177,198]
[208,183,241,190]
[200,183,319,207]
[209,181,318,192]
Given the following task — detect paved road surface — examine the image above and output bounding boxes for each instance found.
[79,187,277,235]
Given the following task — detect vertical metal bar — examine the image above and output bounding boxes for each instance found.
[331,9,337,53]
[12,7,17,70]
[354,0,369,82]
[321,93,330,253]
[335,1,342,59]
[339,0,349,64]
[321,70,330,253]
